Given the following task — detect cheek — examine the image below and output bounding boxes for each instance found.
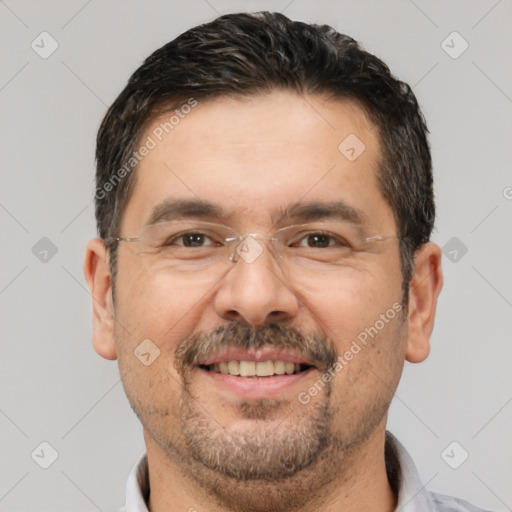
[299,257,405,392]
[115,260,207,334]
[298,261,402,343]
[116,344,184,437]
[112,272,189,415]
[326,309,407,432]
[113,264,218,388]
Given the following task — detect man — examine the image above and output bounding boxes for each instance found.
[84,11,489,512]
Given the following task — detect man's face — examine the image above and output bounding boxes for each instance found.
[106,91,409,488]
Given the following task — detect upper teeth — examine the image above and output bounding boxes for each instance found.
[208,360,301,377]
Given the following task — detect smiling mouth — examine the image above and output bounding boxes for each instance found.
[199,360,314,378]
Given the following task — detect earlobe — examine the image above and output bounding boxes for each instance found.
[405,242,444,363]
[83,238,118,360]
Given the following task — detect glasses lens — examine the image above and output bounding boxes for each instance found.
[128,220,391,276]
[138,220,232,259]
[277,222,376,265]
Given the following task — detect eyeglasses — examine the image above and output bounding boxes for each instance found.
[108,219,397,276]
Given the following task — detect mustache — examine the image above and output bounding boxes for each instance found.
[174,322,338,376]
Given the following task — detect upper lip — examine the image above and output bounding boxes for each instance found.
[200,347,315,366]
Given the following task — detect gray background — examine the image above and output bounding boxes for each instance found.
[1,0,511,510]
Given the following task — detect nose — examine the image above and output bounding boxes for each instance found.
[213,236,300,327]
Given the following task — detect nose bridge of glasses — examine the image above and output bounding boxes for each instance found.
[227,232,282,264]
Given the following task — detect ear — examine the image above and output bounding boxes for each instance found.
[83,238,117,360]
[405,242,443,363]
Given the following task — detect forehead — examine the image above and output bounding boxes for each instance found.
[121,90,394,233]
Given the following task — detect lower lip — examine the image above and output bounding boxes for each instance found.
[198,367,316,399]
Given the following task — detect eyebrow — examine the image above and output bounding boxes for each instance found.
[145,198,366,229]
[276,200,365,226]
[146,198,227,226]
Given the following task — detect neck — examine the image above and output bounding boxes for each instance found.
[144,425,397,512]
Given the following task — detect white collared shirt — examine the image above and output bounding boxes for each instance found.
[120,432,491,512]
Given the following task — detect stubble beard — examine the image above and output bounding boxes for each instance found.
[124,316,408,511]
[181,374,333,481]
[171,373,340,512]
[148,371,390,512]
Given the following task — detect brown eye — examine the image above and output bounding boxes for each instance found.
[294,232,350,249]
[165,232,216,248]
[181,233,209,247]
[305,233,332,248]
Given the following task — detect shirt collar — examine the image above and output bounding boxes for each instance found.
[124,451,150,512]
[124,431,435,512]
[386,431,436,511]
